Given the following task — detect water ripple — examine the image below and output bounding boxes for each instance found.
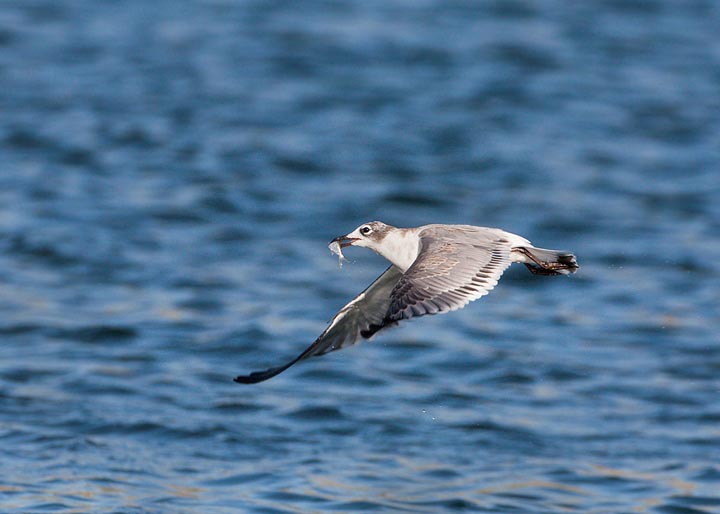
[1,0,719,512]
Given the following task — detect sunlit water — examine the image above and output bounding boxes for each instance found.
[1,0,719,513]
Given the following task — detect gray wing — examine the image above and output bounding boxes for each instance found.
[386,227,513,322]
[234,265,403,384]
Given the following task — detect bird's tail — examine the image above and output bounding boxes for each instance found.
[512,246,579,276]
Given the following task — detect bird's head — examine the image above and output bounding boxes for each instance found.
[330,221,392,252]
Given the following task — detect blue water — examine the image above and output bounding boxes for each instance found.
[1,0,719,512]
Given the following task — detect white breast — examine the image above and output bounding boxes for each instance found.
[373,229,421,273]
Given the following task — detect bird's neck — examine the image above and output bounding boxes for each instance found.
[374,229,421,273]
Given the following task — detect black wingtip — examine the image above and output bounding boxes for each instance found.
[234,376,259,384]
[233,369,279,384]
[233,374,264,384]
[233,361,298,384]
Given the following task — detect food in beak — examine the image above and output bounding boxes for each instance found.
[328,239,349,267]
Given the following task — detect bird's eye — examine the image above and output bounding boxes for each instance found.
[360,226,372,235]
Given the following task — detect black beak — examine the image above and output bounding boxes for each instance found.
[330,235,360,248]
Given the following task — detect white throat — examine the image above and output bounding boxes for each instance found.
[372,229,421,273]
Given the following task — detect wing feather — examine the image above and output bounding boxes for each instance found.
[234,266,403,384]
[385,228,513,323]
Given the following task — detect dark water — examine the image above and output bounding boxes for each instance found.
[1,0,719,512]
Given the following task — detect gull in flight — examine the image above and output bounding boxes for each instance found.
[235,221,578,384]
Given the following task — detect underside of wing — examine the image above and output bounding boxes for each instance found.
[234,265,403,384]
[385,229,513,322]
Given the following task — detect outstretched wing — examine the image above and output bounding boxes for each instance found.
[234,265,403,384]
[385,227,513,322]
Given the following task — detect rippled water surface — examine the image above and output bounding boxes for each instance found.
[1,0,719,512]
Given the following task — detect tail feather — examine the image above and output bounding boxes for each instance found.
[512,246,579,276]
